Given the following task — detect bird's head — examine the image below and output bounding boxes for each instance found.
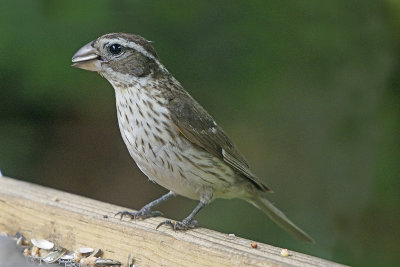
[72,33,166,83]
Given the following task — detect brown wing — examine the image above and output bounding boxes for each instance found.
[167,88,272,193]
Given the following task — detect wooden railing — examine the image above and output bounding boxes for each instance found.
[0,176,345,266]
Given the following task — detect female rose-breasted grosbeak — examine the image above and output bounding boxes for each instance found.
[72,33,313,242]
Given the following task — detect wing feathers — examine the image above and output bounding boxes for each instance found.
[167,89,271,193]
[222,149,272,192]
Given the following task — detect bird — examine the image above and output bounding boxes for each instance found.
[71,33,313,242]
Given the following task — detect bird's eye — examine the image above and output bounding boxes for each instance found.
[108,43,123,55]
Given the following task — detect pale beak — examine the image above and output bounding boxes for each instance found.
[72,41,104,71]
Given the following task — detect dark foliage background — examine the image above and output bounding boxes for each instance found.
[1,1,399,265]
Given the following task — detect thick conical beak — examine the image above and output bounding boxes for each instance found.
[72,41,104,71]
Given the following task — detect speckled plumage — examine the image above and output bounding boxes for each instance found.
[71,33,313,242]
[112,78,239,201]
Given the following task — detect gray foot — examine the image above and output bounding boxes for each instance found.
[116,208,163,220]
[156,219,199,230]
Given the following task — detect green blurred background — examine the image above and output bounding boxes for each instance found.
[1,0,399,265]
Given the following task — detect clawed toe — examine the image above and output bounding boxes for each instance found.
[115,209,163,220]
[156,219,199,231]
[115,210,133,220]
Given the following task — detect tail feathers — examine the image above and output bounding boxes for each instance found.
[249,196,314,243]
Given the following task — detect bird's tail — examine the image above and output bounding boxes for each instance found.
[247,195,314,243]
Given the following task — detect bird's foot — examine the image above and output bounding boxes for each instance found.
[116,208,162,220]
[156,219,199,231]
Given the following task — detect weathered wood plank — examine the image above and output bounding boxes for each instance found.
[0,176,344,267]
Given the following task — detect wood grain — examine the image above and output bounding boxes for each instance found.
[0,176,345,267]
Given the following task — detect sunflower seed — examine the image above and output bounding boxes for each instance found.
[42,247,66,263]
[30,239,54,250]
[79,247,94,255]
[94,258,122,266]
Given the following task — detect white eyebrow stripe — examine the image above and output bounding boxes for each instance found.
[117,39,156,60]
[107,38,167,72]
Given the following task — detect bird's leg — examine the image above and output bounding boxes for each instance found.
[116,191,175,220]
[157,189,213,231]
[157,201,206,230]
